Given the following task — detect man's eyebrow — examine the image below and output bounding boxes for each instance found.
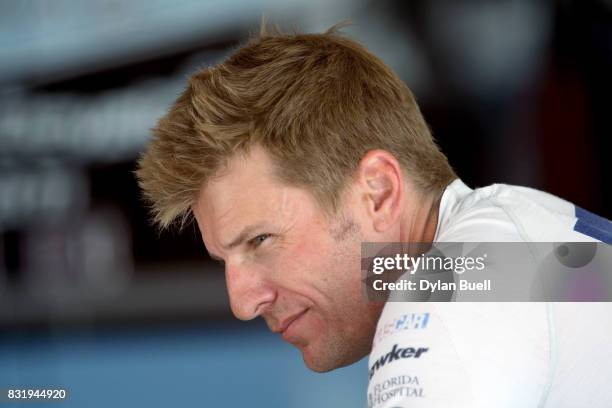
[207,222,269,261]
[223,223,268,250]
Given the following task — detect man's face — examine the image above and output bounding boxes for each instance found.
[192,146,383,371]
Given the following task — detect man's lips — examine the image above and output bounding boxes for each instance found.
[273,309,309,338]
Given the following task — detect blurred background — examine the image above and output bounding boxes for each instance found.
[0,0,610,407]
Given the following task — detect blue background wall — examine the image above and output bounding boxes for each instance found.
[0,322,368,408]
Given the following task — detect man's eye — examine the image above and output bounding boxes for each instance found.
[251,234,271,247]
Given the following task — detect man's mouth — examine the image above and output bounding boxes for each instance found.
[275,309,309,341]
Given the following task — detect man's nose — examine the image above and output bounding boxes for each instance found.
[225,262,275,320]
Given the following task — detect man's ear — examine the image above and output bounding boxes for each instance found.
[356,150,404,232]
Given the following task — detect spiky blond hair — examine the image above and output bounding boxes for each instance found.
[136,23,455,229]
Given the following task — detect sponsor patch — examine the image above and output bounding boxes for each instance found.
[369,344,429,379]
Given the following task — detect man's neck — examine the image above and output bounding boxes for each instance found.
[400,191,441,244]
[363,189,443,352]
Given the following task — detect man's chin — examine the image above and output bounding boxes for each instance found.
[300,346,358,373]
[302,354,337,373]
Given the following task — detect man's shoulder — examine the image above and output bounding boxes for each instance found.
[367,302,550,407]
[436,181,528,242]
[436,180,605,243]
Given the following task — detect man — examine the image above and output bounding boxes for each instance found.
[137,25,611,407]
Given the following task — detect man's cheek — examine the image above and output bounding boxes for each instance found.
[301,310,328,342]
[285,239,326,273]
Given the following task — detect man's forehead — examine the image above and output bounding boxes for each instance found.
[192,159,310,247]
[197,165,287,218]
[194,186,304,260]
[195,147,275,209]
[197,175,301,229]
